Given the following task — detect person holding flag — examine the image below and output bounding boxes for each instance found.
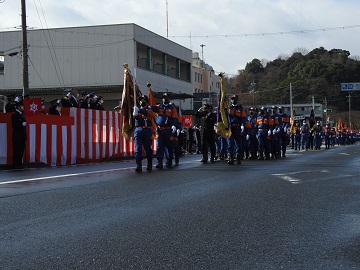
[150,93,179,169]
[226,94,246,165]
[133,95,156,172]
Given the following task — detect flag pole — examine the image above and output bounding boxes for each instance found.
[133,67,137,107]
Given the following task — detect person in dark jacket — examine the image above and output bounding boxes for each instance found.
[49,99,61,115]
[5,94,16,113]
[69,89,79,108]
[195,104,217,163]
[11,100,27,168]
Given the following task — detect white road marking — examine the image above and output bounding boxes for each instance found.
[339,153,350,156]
[0,161,196,186]
[0,167,132,185]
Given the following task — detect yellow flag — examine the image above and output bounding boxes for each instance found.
[215,73,231,138]
[290,108,296,134]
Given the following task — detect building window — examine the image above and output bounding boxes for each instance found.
[198,74,200,82]
[0,55,4,75]
[195,72,197,82]
[201,75,203,83]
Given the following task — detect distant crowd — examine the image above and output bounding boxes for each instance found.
[2,89,122,115]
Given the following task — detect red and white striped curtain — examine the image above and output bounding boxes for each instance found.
[0,108,157,166]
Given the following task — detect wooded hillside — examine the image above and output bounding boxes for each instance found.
[226,47,360,128]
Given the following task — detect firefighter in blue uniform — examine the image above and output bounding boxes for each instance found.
[151,93,179,169]
[294,122,301,150]
[268,108,280,159]
[227,95,246,165]
[278,106,290,157]
[247,107,258,159]
[133,95,156,172]
[301,121,310,150]
[256,107,270,160]
[271,106,281,158]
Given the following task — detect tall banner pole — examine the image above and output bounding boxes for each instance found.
[133,67,137,107]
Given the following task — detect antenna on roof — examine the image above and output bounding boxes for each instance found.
[166,0,168,38]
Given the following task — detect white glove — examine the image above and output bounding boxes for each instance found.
[284,127,287,132]
[241,125,244,132]
[133,106,139,117]
[246,134,249,140]
[273,129,276,135]
[177,129,180,136]
[172,125,176,133]
[22,122,26,127]
[276,128,280,133]
[268,130,271,136]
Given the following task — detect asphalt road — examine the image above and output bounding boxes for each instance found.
[1,144,360,269]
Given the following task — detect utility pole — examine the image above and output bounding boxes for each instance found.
[290,83,293,112]
[324,97,327,121]
[200,44,206,62]
[21,0,29,97]
[165,0,168,38]
[347,92,351,126]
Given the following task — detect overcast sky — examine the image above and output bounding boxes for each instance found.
[1,0,360,76]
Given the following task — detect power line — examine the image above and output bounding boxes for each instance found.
[32,0,65,87]
[3,23,360,39]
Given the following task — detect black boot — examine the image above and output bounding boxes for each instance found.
[135,160,142,172]
[227,154,234,165]
[200,154,208,163]
[236,155,242,164]
[155,159,163,169]
[146,159,152,171]
[166,159,173,168]
[175,155,180,164]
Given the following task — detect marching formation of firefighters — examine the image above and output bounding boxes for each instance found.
[4,71,356,171]
[131,85,357,173]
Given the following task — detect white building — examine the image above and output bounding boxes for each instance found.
[0,23,193,110]
[192,52,220,110]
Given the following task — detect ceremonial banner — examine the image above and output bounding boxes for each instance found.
[290,108,296,134]
[147,85,157,139]
[215,73,231,138]
[120,67,142,140]
[309,109,315,130]
[337,118,343,131]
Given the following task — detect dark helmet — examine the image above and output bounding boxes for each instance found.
[267,108,272,113]
[249,107,254,111]
[230,94,238,100]
[260,106,266,111]
[271,105,277,110]
[278,106,284,110]
[139,95,149,102]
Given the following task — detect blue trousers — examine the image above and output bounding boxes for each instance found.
[156,128,174,161]
[134,127,153,161]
